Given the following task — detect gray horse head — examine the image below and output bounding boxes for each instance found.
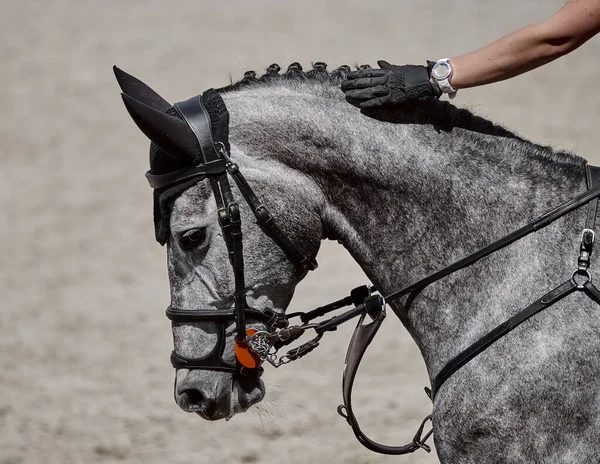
[115,65,324,419]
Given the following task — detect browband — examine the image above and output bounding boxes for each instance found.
[145,159,227,189]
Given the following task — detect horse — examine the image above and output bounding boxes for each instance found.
[116,62,600,463]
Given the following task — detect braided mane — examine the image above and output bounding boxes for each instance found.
[214,61,522,140]
[214,61,583,169]
[214,61,354,93]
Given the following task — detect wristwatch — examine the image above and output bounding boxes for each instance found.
[431,58,457,99]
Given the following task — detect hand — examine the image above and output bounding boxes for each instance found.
[341,60,442,108]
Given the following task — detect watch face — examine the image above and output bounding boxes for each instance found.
[432,62,451,80]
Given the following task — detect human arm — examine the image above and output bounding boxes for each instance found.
[450,0,600,89]
[341,0,600,107]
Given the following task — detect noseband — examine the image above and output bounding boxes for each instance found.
[146,89,600,456]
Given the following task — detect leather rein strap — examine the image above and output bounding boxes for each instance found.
[337,164,600,454]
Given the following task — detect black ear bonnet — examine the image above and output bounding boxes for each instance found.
[151,90,230,244]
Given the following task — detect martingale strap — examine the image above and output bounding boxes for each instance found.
[384,175,600,307]
[426,279,578,400]
[424,164,600,401]
[425,164,600,400]
[337,164,600,455]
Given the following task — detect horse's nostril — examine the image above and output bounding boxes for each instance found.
[179,389,204,411]
[185,389,203,406]
[179,389,217,418]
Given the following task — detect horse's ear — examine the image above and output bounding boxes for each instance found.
[113,66,172,112]
[121,93,198,162]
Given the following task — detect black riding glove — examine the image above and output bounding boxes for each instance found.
[341,60,442,108]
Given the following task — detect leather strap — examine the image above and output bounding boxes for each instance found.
[337,164,600,454]
[384,178,600,310]
[425,164,600,400]
[427,279,578,400]
[174,96,221,163]
[583,280,600,305]
[168,323,237,372]
[166,306,278,325]
[174,95,249,341]
[337,307,433,454]
[160,92,319,376]
[226,163,318,271]
[578,165,600,271]
[145,159,227,189]
[585,165,600,229]
[165,305,284,373]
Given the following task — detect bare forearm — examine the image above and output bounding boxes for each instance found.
[450,24,570,88]
[449,0,600,89]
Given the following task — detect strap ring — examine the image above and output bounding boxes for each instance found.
[571,269,592,289]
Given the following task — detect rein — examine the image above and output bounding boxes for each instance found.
[146,90,600,456]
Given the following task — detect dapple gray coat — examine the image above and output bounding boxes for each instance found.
[121,67,600,463]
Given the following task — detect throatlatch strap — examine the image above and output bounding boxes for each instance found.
[226,163,318,271]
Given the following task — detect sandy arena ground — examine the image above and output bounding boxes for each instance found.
[2,1,600,463]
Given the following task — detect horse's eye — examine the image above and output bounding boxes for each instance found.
[179,228,208,251]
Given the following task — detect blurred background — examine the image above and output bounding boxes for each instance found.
[2,1,599,463]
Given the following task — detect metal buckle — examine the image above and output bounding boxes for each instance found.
[582,228,595,248]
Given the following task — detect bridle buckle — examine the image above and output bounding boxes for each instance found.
[582,228,595,249]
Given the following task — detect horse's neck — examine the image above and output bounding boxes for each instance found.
[315,127,587,375]
[226,86,587,374]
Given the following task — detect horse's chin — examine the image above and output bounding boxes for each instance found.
[222,378,266,421]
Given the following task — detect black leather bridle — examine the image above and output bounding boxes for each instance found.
[148,93,317,375]
[145,90,600,456]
